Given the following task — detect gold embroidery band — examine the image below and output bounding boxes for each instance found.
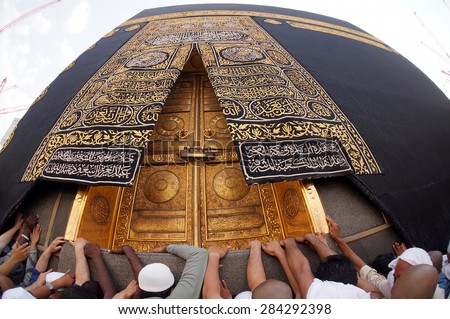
[286,21,392,52]
[23,14,381,184]
[22,22,194,182]
[119,10,394,53]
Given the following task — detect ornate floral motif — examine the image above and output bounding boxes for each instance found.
[23,14,380,183]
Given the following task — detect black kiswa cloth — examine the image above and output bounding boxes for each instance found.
[0,4,449,252]
[0,21,141,229]
[253,13,450,250]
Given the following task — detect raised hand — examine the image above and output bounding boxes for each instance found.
[69,237,88,250]
[52,271,76,288]
[296,233,328,247]
[152,245,168,253]
[36,269,53,286]
[109,245,134,254]
[248,239,262,251]
[279,237,296,248]
[30,224,42,248]
[326,215,342,240]
[207,246,229,259]
[24,214,39,230]
[113,280,139,299]
[13,213,23,232]
[261,240,284,257]
[47,236,66,254]
[220,279,232,299]
[11,242,31,263]
[392,242,407,256]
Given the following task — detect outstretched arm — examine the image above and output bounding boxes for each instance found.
[113,280,139,299]
[110,245,144,299]
[357,277,385,298]
[16,214,39,246]
[70,238,90,286]
[0,242,30,276]
[281,238,315,299]
[35,236,65,272]
[28,272,75,299]
[202,246,229,299]
[25,269,52,292]
[84,243,117,299]
[262,240,300,298]
[0,214,22,251]
[247,240,266,291]
[166,245,208,299]
[295,233,336,260]
[326,215,366,271]
[110,245,144,281]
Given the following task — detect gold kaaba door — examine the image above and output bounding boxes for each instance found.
[69,70,328,251]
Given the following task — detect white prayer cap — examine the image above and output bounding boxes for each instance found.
[138,263,174,292]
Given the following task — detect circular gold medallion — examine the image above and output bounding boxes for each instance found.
[213,168,250,201]
[283,188,300,219]
[144,171,180,203]
[91,196,110,224]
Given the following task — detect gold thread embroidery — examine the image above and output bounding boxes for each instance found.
[86,43,96,51]
[125,24,141,32]
[22,22,192,181]
[31,86,49,105]
[286,21,392,52]
[119,10,394,52]
[102,28,119,38]
[62,60,76,72]
[0,124,17,154]
[264,18,282,25]
[23,14,381,182]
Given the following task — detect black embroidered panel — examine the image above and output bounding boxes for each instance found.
[23,14,380,185]
[239,138,351,183]
[41,147,141,185]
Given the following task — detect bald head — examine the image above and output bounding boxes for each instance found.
[391,264,438,299]
[252,279,292,299]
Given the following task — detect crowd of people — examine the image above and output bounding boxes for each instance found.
[0,212,449,299]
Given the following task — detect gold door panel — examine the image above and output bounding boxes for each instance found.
[71,185,122,248]
[273,180,314,237]
[130,165,190,241]
[202,163,271,246]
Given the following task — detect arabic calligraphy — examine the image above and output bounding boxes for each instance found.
[42,147,141,185]
[239,139,352,183]
[23,14,380,184]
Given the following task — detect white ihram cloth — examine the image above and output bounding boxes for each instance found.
[387,247,433,287]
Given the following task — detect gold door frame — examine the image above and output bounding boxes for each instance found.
[66,55,330,251]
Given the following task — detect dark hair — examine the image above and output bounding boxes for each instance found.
[315,254,357,285]
[82,280,103,299]
[60,285,97,299]
[371,253,396,277]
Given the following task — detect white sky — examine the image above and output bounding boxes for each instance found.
[0,0,449,141]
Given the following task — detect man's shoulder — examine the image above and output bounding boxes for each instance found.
[307,278,370,299]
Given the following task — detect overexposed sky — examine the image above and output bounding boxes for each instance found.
[0,0,449,140]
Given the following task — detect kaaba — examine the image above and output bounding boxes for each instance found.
[1,4,449,265]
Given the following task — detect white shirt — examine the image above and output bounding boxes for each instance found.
[306,278,370,299]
